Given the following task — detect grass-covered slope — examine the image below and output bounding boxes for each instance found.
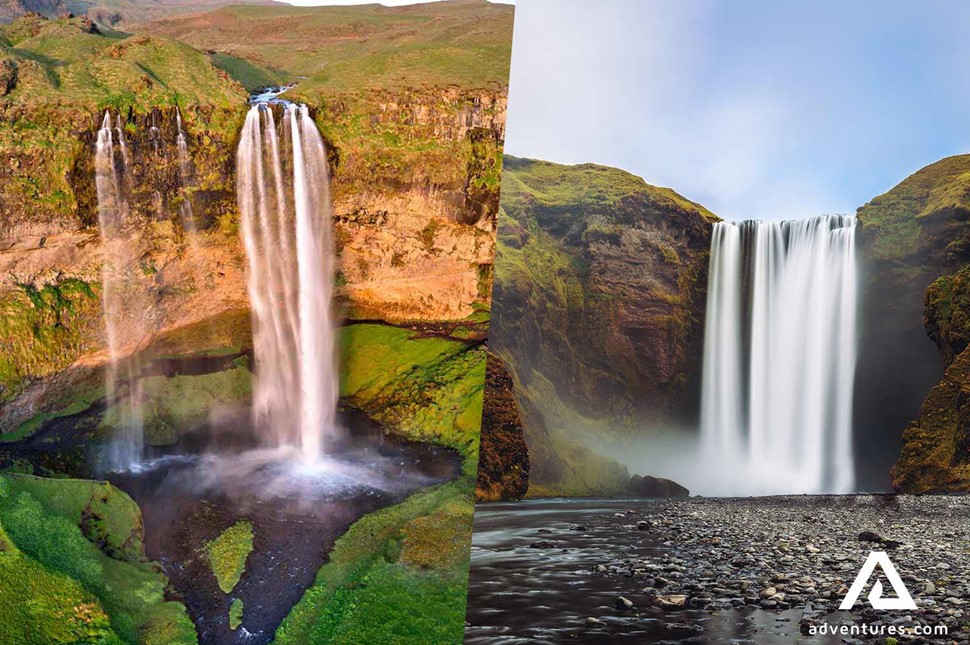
[0,14,245,107]
[491,156,716,496]
[138,1,514,95]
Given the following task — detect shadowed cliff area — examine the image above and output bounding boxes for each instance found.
[856,154,970,491]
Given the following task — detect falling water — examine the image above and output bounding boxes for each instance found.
[95,111,145,471]
[175,108,195,232]
[236,102,338,462]
[699,215,857,494]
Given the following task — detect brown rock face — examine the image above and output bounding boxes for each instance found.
[494,157,718,429]
[475,353,529,501]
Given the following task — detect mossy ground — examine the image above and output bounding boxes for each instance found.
[0,474,196,644]
[228,598,243,631]
[274,480,473,645]
[206,520,253,595]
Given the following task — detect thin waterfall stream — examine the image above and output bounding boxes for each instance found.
[699,215,858,494]
[95,110,146,472]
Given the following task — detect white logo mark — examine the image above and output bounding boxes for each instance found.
[840,551,917,611]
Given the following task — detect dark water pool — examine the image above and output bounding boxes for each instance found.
[1,404,461,645]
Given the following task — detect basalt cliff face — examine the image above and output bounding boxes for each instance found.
[855,154,970,491]
[491,156,717,496]
[0,13,507,434]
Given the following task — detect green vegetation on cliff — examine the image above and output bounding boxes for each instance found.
[0,14,245,107]
[0,278,100,404]
[858,154,970,264]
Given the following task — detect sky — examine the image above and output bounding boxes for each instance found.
[504,0,970,221]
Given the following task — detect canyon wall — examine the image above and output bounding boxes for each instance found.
[490,156,717,496]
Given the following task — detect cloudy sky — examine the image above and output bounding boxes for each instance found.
[505,0,970,221]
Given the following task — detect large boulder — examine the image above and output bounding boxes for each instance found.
[628,474,689,498]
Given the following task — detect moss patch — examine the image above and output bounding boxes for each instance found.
[228,598,243,631]
[206,520,253,594]
[274,480,472,645]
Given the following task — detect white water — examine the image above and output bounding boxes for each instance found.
[175,108,195,232]
[236,102,338,462]
[95,111,145,471]
[699,215,858,495]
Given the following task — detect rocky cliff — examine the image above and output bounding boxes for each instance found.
[475,353,529,501]
[855,154,970,490]
[491,156,717,496]
[892,266,970,492]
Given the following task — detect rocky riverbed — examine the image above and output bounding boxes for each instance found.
[466,497,970,644]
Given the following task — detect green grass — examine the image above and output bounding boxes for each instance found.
[0,474,197,644]
[137,2,513,96]
[206,520,253,594]
[209,52,284,91]
[0,15,246,108]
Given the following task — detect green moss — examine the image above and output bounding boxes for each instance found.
[274,480,472,645]
[134,361,252,446]
[228,598,244,631]
[0,474,196,644]
[0,278,101,404]
[206,520,253,594]
[340,324,485,475]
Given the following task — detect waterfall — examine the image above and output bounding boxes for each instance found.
[95,111,145,471]
[175,108,195,232]
[236,102,338,462]
[699,215,857,494]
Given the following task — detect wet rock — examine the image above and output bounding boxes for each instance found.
[653,594,688,610]
[614,596,634,610]
[529,541,554,549]
[628,474,690,498]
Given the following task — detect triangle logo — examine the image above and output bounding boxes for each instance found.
[839,551,917,610]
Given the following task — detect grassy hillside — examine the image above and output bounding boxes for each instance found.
[0,0,274,28]
[136,0,514,94]
[0,14,246,107]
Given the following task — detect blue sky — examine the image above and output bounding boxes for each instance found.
[505,0,970,221]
